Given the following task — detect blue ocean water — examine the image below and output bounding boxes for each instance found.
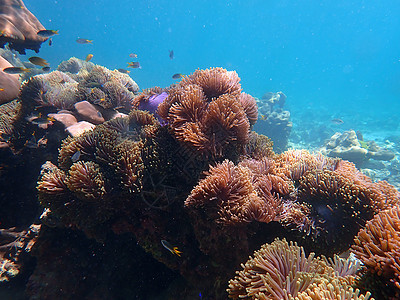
[24,0,400,119]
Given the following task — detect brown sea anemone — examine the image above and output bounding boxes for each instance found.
[351,205,400,290]
[274,149,339,181]
[185,158,307,226]
[297,169,375,254]
[228,238,372,300]
[239,92,258,126]
[19,71,79,110]
[65,161,106,200]
[180,67,242,100]
[334,160,400,211]
[157,68,253,159]
[37,161,68,195]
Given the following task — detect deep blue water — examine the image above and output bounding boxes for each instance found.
[24,0,400,119]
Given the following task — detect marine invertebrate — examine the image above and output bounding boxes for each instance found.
[76,65,138,111]
[185,157,308,228]
[351,205,400,293]
[38,111,159,237]
[239,92,258,126]
[297,169,375,254]
[0,0,47,54]
[158,68,254,158]
[180,67,242,99]
[65,161,106,200]
[228,238,371,300]
[19,70,79,110]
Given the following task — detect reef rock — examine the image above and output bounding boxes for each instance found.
[0,56,20,104]
[320,130,395,166]
[66,121,95,137]
[74,101,105,124]
[254,91,292,152]
[0,0,47,54]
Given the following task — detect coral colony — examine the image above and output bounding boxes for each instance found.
[0,4,399,299]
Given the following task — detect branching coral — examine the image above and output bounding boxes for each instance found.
[227,238,371,300]
[351,205,400,293]
[157,67,254,159]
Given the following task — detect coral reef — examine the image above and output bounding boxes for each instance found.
[320,130,395,166]
[37,112,151,237]
[157,67,256,159]
[351,205,400,299]
[0,0,47,54]
[227,238,371,300]
[0,224,40,282]
[254,91,292,152]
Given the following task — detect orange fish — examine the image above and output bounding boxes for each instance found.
[85,54,93,62]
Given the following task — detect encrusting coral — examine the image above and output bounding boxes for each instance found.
[227,238,373,300]
[351,205,400,299]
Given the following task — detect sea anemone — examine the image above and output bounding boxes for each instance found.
[65,161,106,200]
[239,92,258,126]
[227,238,327,299]
[297,169,375,255]
[157,67,253,159]
[180,67,242,99]
[351,205,400,291]
[227,238,372,300]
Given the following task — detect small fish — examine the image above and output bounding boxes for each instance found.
[97,111,103,118]
[161,240,182,257]
[117,68,130,74]
[71,150,81,162]
[259,114,267,120]
[172,73,184,79]
[42,66,51,72]
[87,82,104,89]
[127,62,140,68]
[93,98,106,105]
[37,29,59,38]
[29,56,49,67]
[26,112,55,125]
[129,53,137,58]
[2,67,30,74]
[0,88,4,91]
[169,50,174,60]
[48,38,52,46]
[76,38,93,44]
[331,118,344,125]
[85,54,93,62]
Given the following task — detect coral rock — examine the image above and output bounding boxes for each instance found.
[0,0,47,54]
[74,100,105,124]
[0,56,20,104]
[48,113,78,128]
[66,121,95,137]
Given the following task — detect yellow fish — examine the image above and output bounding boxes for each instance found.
[161,240,182,257]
